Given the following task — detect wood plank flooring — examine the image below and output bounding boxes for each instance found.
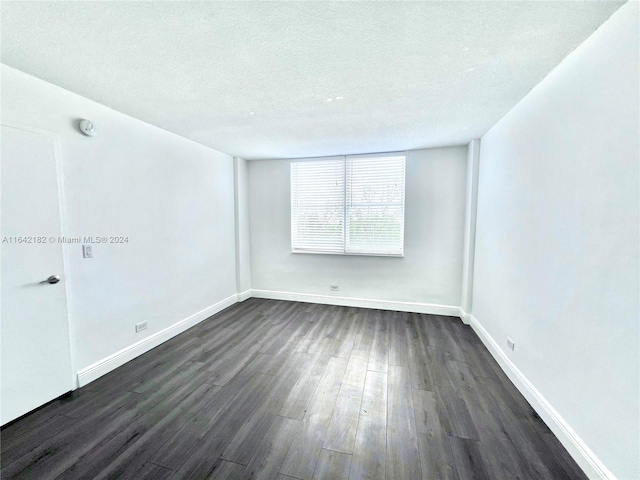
[1,299,587,479]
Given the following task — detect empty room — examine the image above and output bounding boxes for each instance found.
[0,1,638,479]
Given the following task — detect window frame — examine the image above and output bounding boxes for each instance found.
[290,151,406,257]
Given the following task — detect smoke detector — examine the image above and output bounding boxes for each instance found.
[78,119,97,137]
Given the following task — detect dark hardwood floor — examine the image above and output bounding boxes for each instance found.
[1,299,587,479]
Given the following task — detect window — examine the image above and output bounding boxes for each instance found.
[291,153,406,256]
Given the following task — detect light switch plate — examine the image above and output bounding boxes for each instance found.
[82,244,93,258]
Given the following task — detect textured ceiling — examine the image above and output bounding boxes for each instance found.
[1,1,624,160]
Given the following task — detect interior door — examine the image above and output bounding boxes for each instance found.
[1,124,73,425]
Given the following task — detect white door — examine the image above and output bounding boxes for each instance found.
[1,125,73,425]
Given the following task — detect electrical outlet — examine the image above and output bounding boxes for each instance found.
[507,337,515,351]
[135,321,148,333]
[330,285,339,291]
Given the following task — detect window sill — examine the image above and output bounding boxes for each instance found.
[291,249,404,258]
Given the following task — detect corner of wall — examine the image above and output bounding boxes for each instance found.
[460,139,481,313]
[237,289,252,302]
[459,308,472,325]
[233,157,252,296]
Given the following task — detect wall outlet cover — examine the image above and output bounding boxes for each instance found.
[507,337,515,351]
[82,244,93,258]
[135,321,148,333]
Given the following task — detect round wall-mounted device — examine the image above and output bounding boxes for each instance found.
[78,119,97,137]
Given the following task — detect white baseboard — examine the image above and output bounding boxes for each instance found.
[237,289,252,302]
[464,311,614,480]
[76,294,238,387]
[251,289,461,318]
[459,309,472,325]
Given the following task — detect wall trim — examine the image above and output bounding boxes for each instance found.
[251,289,461,317]
[77,294,238,387]
[464,310,615,480]
[237,289,252,302]
[459,309,472,325]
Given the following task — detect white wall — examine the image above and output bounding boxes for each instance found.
[248,147,467,311]
[1,65,238,374]
[471,3,639,479]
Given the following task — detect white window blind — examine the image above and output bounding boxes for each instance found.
[291,154,405,256]
[291,158,345,253]
[346,155,405,255]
